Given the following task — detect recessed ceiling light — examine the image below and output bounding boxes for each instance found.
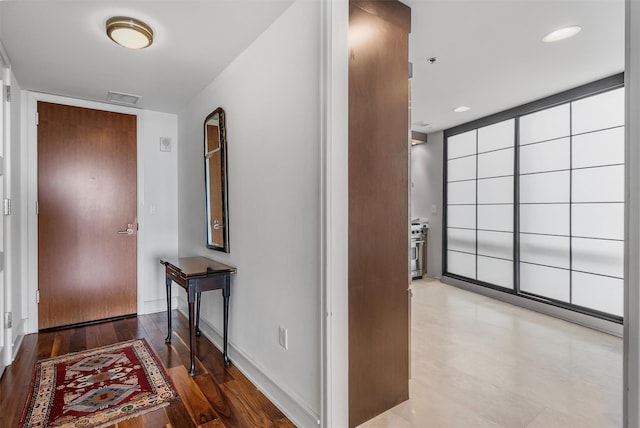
[453,106,470,113]
[542,25,582,43]
[106,16,154,49]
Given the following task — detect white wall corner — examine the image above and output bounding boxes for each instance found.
[624,0,640,426]
[176,303,321,427]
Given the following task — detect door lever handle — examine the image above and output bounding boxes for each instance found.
[117,223,134,235]
[213,220,223,230]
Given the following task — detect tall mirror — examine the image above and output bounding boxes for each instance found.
[204,107,229,252]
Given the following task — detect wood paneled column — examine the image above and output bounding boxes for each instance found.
[348,0,411,426]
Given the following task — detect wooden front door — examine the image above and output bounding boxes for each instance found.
[37,102,137,330]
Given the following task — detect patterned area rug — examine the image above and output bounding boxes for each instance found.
[20,338,179,428]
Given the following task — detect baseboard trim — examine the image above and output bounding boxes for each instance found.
[176,305,320,427]
[11,319,25,361]
[442,275,623,337]
[142,297,177,315]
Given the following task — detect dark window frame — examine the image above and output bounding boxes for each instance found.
[442,73,625,324]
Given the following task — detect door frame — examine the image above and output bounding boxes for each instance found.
[25,92,144,334]
[0,46,9,373]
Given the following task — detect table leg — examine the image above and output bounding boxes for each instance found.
[222,277,231,366]
[188,285,196,376]
[196,292,202,336]
[164,276,172,343]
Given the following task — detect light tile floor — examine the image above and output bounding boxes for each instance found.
[359,278,622,428]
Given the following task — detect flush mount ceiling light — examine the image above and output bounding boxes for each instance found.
[106,16,153,49]
[542,25,582,43]
[453,106,470,113]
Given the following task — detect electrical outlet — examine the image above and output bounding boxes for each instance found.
[431,204,437,214]
[279,326,288,349]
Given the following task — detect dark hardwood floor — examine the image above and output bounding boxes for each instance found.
[0,311,295,427]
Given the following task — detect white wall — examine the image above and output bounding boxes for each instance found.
[24,93,179,333]
[624,0,640,424]
[411,131,443,278]
[176,1,321,426]
[9,70,23,353]
[138,110,179,315]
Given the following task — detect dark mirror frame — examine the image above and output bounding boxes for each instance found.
[204,107,230,252]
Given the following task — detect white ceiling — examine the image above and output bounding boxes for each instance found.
[407,0,625,133]
[0,1,625,132]
[0,1,294,114]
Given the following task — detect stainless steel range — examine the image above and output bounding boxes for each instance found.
[410,221,428,279]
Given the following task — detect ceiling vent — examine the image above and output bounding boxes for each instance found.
[107,91,141,106]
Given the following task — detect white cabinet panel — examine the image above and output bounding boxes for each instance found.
[572,237,624,278]
[520,263,570,302]
[573,127,624,169]
[572,203,624,240]
[478,204,513,232]
[478,119,514,153]
[478,176,513,204]
[519,204,569,236]
[448,130,476,159]
[478,148,513,178]
[448,180,476,205]
[448,156,476,182]
[572,87,624,135]
[478,256,513,289]
[448,205,476,229]
[519,171,570,203]
[519,138,570,174]
[448,228,476,254]
[477,230,513,260]
[572,272,623,316]
[572,165,624,203]
[520,234,570,269]
[520,103,570,145]
[448,251,476,279]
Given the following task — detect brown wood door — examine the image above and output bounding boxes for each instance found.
[37,102,137,330]
[348,0,411,426]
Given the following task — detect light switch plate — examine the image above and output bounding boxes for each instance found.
[160,137,172,152]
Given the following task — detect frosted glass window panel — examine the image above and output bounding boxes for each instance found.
[572,127,624,169]
[448,180,476,205]
[477,256,514,289]
[477,119,515,153]
[447,251,476,279]
[477,176,513,204]
[520,234,570,269]
[572,203,624,240]
[477,204,513,232]
[572,88,624,135]
[519,204,569,236]
[572,237,624,278]
[448,156,476,182]
[477,148,514,179]
[477,230,513,260]
[519,171,570,203]
[448,205,476,230]
[519,138,570,174]
[447,228,476,254]
[572,165,624,203]
[572,272,623,316]
[447,130,476,159]
[520,263,570,302]
[519,103,570,145]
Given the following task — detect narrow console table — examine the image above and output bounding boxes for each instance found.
[160,256,237,375]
